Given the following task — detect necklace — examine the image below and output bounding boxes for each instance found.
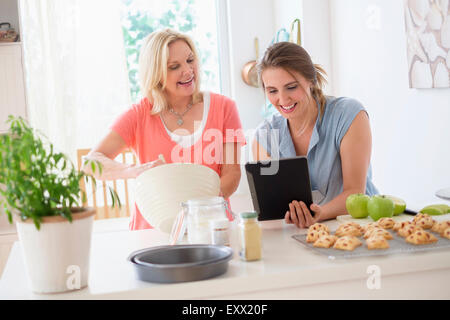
[169,101,193,126]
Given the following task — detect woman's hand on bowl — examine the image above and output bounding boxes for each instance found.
[133,158,165,178]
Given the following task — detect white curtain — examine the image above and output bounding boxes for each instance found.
[19,0,131,163]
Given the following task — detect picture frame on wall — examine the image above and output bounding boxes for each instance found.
[403,0,450,88]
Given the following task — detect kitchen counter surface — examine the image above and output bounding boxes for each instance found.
[1,218,450,299]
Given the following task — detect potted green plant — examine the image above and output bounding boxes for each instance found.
[0,115,120,293]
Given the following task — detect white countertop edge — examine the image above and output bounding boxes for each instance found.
[3,214,450,300]
[39,250,450,300]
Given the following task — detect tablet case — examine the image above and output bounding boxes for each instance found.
[245,156,313,220]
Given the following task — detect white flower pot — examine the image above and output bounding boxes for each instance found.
[15,208,95,294]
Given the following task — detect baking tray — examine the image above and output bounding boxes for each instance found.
[128,244,233,283]
[292,232,450,260]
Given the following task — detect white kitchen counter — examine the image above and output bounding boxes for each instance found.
[1,217,450,300]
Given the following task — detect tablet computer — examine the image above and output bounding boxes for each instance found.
[245,156,313,220]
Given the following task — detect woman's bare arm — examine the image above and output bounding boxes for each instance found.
[83,131,163,180]
[251,139,271,161]
[320,110,372,220]
[220,142,242,199]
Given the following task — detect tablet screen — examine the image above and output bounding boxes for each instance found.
[245,156,313,220]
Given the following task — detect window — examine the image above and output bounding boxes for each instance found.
[120,0,221,102]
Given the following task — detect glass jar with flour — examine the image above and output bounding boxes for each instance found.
[182,196,230,244]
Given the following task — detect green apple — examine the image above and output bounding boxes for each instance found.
[367,195,394,221]
[385,195,406,216]
[433,204,450,214]
[346,193,370,218]
[420,204,450,215]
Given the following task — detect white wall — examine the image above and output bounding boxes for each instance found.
[328,0,450,209]
[273,0,334,95]
[226,0,278,195]
[301,0,334,95]
[226,0,275,133]
[273,0,303,32]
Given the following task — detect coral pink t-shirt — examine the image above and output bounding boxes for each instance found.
[111,92,246,230]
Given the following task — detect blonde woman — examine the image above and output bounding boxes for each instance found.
[253,42,378,228]
[85,29,245,230]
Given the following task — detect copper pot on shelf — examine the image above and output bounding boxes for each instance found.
[241,37,260,88]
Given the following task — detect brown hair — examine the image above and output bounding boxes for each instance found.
[257,42,328,119]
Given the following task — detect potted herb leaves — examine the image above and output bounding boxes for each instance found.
[0,116,120,293]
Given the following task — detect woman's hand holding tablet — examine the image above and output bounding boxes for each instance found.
[285,201,323,228]
[245,156,314,223]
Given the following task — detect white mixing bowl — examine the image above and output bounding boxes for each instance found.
[135,163,221,233]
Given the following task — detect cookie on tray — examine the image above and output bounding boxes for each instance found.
[393,221,413,231]
[308,223,329,234]
[405,230,438,245]
[335,224,362,237]
[313,235,338,248]
[413,214,435,229]
[333,236,362,251]
[341,221,364,231]
[364,227,393,240]
[412,213,430,223]
[366,236,390,250]
[441,228,450,240]
[361,222,379,234]
[377,217,395,229]
[306,229,329,243]
[397,225,422,238]
[335,225,362,237]
[363,227,383,239]
[431,221,450,234]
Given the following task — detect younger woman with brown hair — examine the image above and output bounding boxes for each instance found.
[252,42,378,228]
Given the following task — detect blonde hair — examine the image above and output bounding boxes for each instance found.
[138,28,202,114]
[257,42,328,119]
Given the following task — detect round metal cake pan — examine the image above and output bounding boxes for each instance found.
[128,244,234,283]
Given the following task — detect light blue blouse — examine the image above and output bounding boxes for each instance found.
[255,96,379,205]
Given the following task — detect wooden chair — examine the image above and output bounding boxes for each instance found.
[76,149,137,220]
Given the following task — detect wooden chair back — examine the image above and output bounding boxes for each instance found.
[76,149,137,220]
